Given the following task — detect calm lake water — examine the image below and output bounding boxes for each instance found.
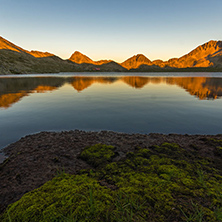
[0,72,222,149]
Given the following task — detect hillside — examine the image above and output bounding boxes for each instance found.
[0,36,222,74]
[166,40,222,68]
[135,40,222,71]
[0,36,80,74]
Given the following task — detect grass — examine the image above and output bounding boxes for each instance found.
[179,201,204,222]
[1,143,222,222]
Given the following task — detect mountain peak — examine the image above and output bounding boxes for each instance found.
[72,51,84,55]
[69,51,93,64]
[187,40,222,56]
[134,54,151,62]
[203,40,222,47]
[69,51,113,65]
[168,40,222,68]
[121,54,152,69]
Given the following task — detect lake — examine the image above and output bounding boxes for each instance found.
[0,72,222,150]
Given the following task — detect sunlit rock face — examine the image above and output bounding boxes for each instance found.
[165,40,222,68]
[69,51,112,65]
[0,36,28,53]
[69,51,94,64]
[121,40,222,69]
[121,54,152,69]
[29,51,55,58]
[0,37,55,58]
[68,52,127,71]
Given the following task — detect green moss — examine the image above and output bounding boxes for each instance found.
[79,144,116,167]
[1,174,113,222]
[137,148,152,158]
[1,142,222,222]
[208,138,222,146]
[98,143,222,221]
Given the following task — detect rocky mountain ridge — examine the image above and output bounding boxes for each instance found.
[0,37,55,58]
[69,51,112,65]
[0,36,222,74]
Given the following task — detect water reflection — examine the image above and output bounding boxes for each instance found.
[70,77,118,92]
[0,76,222,108]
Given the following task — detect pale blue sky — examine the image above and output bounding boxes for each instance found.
[1,0,222,62]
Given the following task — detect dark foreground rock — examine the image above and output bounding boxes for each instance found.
[0,130,222,215]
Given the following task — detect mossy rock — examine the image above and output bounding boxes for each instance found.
[79,144,116,167]
[1,174,113,222]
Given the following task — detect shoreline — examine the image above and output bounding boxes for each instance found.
[1,69,222,76]
[0,130,222,215]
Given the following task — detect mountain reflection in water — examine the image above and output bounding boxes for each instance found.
[0,76,222,108]
[1,74,222,148]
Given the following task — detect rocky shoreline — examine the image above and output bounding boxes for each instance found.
[0,130,222,215]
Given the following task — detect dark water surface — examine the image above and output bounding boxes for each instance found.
[0,72,222,149]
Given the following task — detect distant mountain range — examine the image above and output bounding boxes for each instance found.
[0,36,222,74]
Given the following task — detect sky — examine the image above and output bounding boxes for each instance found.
[1,0,222,62]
